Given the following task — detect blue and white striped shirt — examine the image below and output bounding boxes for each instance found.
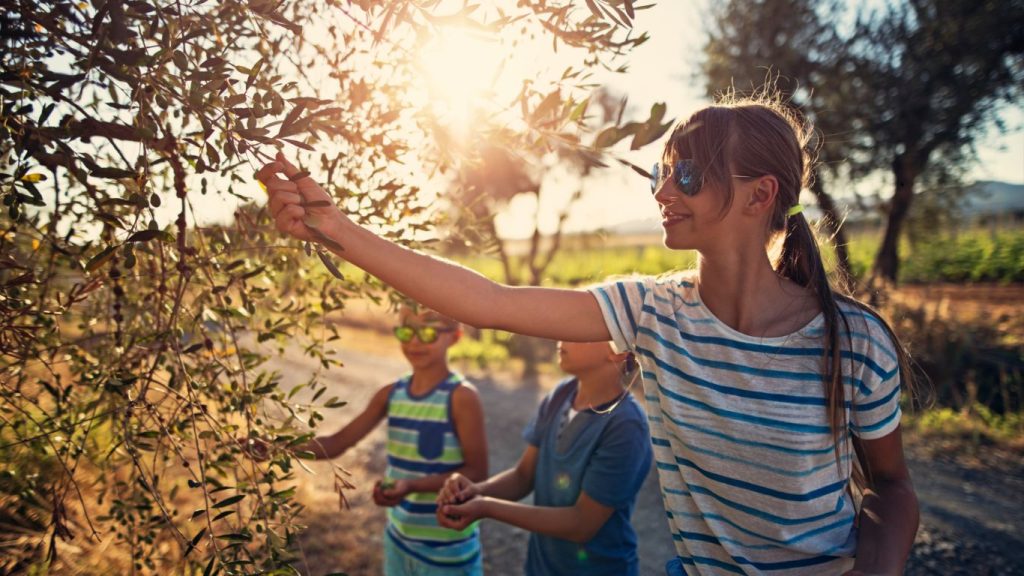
[589,274,902,575]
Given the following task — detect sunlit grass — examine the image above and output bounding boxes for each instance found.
[456,244,698,286]
[313,224,1023,287]
[841,224,1024,283]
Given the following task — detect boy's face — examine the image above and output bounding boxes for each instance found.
[556,340,615,376]
[395,309,459,371]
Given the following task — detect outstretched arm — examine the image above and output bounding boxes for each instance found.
[847,425,919,576]
[299,384,391,460]
[256,154,610,342]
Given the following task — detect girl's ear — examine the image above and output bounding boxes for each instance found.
[744,175,779,216]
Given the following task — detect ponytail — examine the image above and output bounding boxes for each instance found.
[780,210,861,490]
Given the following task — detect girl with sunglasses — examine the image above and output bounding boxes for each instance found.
[258,95,919,575]
[435,340,652,576]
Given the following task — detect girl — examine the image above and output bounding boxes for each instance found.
[257,95,919,575]
[436,341,652,575]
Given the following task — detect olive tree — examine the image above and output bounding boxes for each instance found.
[0,0,652,572]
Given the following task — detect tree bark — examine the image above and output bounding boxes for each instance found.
[808,172,852,288]
[873,153,919,283]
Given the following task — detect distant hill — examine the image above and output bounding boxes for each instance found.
[964,180,1024,216]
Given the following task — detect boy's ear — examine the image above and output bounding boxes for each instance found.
[744,175,779,216]
[607,349,631,364]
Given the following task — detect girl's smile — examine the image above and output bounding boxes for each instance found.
[660,207,691,227]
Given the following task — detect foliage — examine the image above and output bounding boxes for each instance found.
[442,89,672,287]
[847,0,1024,281]
[885,292,1023,420]
[0,0,654,572]
[437,84,673,376]
[448,329,512,370]
[845,226,1024,284]
[908,404,1023,443]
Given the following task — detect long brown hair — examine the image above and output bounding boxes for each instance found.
[664,94,917,492]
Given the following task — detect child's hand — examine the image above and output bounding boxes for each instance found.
[436,497,488,531]
[372,478,410,507]
[437,473,479,506]
[236,436,271,461]
[255,152,345,245]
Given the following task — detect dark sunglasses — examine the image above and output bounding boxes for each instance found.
[393,325,453,344]
[650,159,704,196]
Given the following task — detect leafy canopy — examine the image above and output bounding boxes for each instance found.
[0,0,660,572]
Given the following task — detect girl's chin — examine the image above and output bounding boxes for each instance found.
[662,234,693,251]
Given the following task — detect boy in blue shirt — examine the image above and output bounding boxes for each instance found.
[437,341,652,575]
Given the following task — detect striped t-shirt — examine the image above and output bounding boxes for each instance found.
[589,273,902,575]
[385,372,480,568]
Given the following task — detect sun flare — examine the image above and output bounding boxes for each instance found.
[417,28,504,135]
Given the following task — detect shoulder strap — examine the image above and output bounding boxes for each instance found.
[387,374,411,400]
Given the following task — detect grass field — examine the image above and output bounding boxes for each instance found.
[845,225,1024,283]
[321,223,1023,286]
[450,223,1024,286]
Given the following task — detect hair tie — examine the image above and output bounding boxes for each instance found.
[786,204,804,217]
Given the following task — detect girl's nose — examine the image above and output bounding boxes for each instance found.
[653,181,678,206]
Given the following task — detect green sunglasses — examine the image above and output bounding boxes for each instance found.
[393,325,453,344]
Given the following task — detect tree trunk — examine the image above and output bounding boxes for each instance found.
[873,153,919,283]
[808,172,852,288]
[512,335,541,385]
[486,216,518,286]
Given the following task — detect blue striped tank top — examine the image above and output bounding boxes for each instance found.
[385,372,480,568]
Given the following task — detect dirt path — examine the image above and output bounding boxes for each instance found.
[257,335,674,575]
[903,443,1024,576]
[257,334,1024,575]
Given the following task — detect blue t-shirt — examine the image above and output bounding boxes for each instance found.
[522,378,653,576]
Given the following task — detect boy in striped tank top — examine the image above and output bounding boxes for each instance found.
[294,307,488,575]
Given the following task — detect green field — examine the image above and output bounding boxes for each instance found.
[453,225,1024,286]
[458,243,698,286]
[323,224,1024,287]
[846,227,1024,283]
